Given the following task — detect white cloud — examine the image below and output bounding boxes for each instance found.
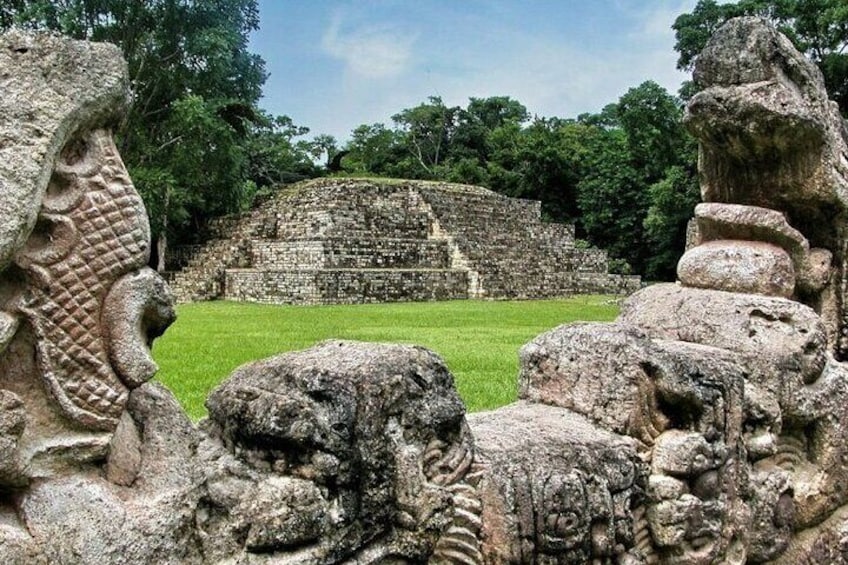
[321,13,416,79]
[301,1,701,140]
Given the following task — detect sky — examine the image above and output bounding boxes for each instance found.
[249,0,699,142]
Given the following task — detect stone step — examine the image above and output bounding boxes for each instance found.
[249,238,452,270]
[224,268,469,305]
[273,215,431,241]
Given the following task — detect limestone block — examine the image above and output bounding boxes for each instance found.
[102,267,176,388]
[0,390,25,486]
[692,203,833,293]
[240,476,326,552]
[647,494,702,547]
[677,239,795,297]
[748,467,794,562]
[105,412,141,487]
[14,382,202,564]
[648,474,687,501]
[802,247,833,294]
[620,284,827,395]
[685,15,848,355]
[468,401,645,564]
[694,203,808,253]
[519,322,745,444]
[785,358,848,527]
[686,17,848,214]
[125,382,201,495]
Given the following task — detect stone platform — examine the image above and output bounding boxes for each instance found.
[169,179,640,304]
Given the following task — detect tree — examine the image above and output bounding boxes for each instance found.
[501,118,593,222]
[341,85,697,280]
[616,81,691,182]
[344,123,404,176]
[392,96,460,176]
[673,0,848,112]
[244,112,319,188]
[577,128,650,274]
[451,96,529,165]
[643,166,700,280]
[131,166,185,273]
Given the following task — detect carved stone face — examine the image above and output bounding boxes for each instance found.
[204,341,471,561]
[14,128,173,429]
[0,127,174,475]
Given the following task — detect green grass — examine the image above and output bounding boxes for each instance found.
[153,296,620,420]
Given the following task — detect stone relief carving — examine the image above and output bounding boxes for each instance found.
[0,30,175,486]
[4,16,848,565]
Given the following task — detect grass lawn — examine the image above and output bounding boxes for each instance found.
[153,296,620,420]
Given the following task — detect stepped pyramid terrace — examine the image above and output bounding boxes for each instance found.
[169,178,641,304]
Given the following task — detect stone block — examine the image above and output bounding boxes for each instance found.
[677,239,795,297]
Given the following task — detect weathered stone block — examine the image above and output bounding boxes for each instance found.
[468,401,645,564]
[519,321,746,445]
[620,283,827,393]
[677,239,795,297]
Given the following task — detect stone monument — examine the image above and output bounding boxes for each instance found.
[3,17,848,564]
[169,178,640,305]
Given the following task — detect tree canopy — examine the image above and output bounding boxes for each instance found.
[341,84,699,280]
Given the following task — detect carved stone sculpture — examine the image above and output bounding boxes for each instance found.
[200,341,473,562]
[6,17,848,565]
[0,30,175,482]
[684,16,848,356]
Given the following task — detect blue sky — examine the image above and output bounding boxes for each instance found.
[249,0,698,142]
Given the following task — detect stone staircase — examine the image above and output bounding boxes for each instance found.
[168,207,271,302]
[169,178,640,304]
[416,184,637,298]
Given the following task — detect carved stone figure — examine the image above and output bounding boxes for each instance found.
[684,16,848,356]
[199,340,473,563]
[0,30,175,481]
[6,17,848,565]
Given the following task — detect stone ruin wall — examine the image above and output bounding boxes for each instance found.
[5,18,848,565]
[168,178,640,305]
[225,268,470,305]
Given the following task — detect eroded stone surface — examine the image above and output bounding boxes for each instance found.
[519,323,750,564]
[685,15,848,356]
[677,239,795,297]
[0,30,127,273]
[202,340,472,563]
[620,284,827,391]
[468,402,645,564]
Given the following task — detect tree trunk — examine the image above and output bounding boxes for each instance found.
[156,231,167,273]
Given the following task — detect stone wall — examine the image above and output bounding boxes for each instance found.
[170,178,640,304]
[249,238,451,270]
[225,268,469,304]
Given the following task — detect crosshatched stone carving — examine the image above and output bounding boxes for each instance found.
[0,30,175,485]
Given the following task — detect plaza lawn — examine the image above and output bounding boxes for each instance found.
[153,296,620,420]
